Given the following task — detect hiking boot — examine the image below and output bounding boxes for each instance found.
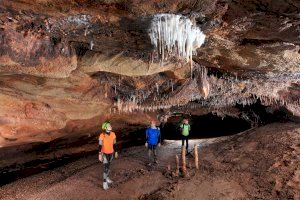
[103,182,109,190]
[107,177,113,184]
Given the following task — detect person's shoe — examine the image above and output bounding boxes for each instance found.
[107,177,113,184]
[103,182,109,190]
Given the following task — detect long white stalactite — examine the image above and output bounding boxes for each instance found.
[149,14,206,66]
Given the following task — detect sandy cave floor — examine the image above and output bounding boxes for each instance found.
[0,123,300,200]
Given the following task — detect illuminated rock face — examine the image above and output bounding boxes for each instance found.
[149,14,206,64]
[0,0,299,148]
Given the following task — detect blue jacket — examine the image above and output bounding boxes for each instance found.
[146,127,160,145]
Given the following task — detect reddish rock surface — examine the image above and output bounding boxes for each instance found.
[0,123,299,199]
[0,0,299,153]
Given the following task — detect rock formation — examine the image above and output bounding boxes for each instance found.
[0,0,299,148]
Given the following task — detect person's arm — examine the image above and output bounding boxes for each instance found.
[145,129,149,147]
[146,129,151,142]
[158,127,161,143]
[113,138,118,152]
[180,124,183,130]
[113,138,118,158]
[179,124,183,134]
[98,137,103,161]
[99,139,103,153]
[157,129,161,146]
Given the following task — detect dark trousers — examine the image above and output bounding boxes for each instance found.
[181,135,189,150]
[103,153,113,182]
[148,144,157,163]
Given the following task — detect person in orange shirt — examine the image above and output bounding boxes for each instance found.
[99,121,118,190]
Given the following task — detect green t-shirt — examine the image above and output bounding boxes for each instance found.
[180,124,191,136]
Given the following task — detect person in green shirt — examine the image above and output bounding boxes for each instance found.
[180,118,191,151]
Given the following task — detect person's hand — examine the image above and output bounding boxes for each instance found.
[98,152,103,162]
[115,152,118,159]
[158,143,161,147]
[145,142,148,148]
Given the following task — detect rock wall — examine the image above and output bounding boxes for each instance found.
[0,0,299,148]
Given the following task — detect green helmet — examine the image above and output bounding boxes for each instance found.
[102,121,110,130]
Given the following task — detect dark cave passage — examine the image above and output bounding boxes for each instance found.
[161,113,252,140]
[161,101,292,140]
[0,101,292,186]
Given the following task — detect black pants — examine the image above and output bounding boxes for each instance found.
[181,135,189,150]
[103,153,113,182]
[148,144,157,163]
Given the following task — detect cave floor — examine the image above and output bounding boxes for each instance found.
[0,123,300,200]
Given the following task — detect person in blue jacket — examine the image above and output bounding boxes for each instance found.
[145,120,161,164]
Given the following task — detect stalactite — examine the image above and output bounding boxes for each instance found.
[90,40,94,50]
[149,14,205,67]
[199,66,210,99]
[84,27,88,36]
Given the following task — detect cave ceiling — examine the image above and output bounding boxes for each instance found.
[0,0,299,146]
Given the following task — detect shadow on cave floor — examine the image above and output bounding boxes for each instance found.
[0,134,145,187]
[0,136,237,200]
[0,122,299,200]
[0,101,295,187]
[0,105,292,187]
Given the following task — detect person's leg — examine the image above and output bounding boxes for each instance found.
[186,136,189,151]
[148,145,152,164]
[106,154,113,183]
[181,136,185,147]
[103,154,109,190]
[153,145,157,163]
